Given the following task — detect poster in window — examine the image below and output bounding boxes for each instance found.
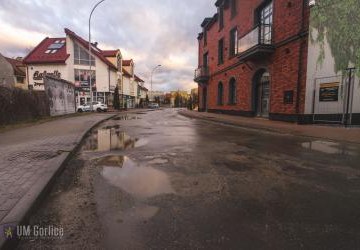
[74,69,96,91]
[319,82,339,102]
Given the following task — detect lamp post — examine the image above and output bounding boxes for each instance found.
[150,64,161,102]
[89,0,106,111]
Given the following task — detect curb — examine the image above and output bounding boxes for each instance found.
[179,111,360,145]
[0,114,116,250]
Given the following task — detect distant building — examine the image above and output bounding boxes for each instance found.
[0,53,27,89]
[23,28,118,107]
[149,91,165,102]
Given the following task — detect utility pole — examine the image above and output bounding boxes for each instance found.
[345,67,356,127]
[150,65,161,102]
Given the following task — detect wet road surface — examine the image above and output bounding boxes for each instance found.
[19,109,360,249]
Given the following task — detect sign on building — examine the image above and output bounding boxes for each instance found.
[44,76,76,116]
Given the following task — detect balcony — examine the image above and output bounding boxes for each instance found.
[194,66,210,83]
[237,24,275,61]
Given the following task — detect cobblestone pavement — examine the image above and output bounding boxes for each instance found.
[0,113,113,226]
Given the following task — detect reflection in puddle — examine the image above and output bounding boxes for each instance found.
[83,129,147,152]
[100,156,174,199]
[302,140,357,156]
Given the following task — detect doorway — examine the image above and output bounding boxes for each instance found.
[254,70,270,117]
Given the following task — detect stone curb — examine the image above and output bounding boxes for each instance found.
[0,114,116,250]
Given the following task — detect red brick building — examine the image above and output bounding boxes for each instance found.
[195,0,309,122]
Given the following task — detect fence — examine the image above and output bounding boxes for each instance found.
[0,86,50,125]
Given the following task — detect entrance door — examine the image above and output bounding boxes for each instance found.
[255,71,270,117]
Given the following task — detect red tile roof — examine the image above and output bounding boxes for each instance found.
[23,37,69,65]
[64,28,117,71]
[134,74,144,83]
[102,50,119,57]
[122,59,133,66]
[122,68,132,78]
[5,57,25,76]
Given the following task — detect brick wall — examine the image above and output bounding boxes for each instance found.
[197,0,309,120]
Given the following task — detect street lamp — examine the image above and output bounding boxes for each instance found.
[89,0,106,111]
[150,64,161,102]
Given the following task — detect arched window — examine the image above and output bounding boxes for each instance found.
[229,78,237,104]
[217,82,223,105]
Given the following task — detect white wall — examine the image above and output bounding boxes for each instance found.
[305,30,360,114]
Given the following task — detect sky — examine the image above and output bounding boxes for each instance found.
[0,0,215,92]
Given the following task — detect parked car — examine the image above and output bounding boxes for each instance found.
[148,103,160,109]
[92,102,108,112]
[77,103,91,113]
[77,102,108,112]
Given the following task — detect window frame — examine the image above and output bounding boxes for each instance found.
[217,82,224,105]
[229,27,238,57]
[218,38,224,65]
[228,78,237,105]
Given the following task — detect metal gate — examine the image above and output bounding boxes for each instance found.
[312,68,357,125]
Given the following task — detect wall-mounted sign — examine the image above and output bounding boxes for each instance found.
[319,82,339,102]
[33,70,61,81]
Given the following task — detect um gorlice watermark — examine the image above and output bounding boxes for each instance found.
[2,224,64,241]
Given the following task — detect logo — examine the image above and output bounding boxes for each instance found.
[3,224,16,240]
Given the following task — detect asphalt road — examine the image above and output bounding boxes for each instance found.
[19,108,360,250]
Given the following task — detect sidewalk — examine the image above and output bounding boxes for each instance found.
[0,113,114,248]
[179,110,360,144]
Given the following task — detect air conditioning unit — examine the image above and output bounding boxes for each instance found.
[309,0,316,7]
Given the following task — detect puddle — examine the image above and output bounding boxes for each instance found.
[148,158,169,164]
[301,140,358,156]
[83,129,147,152]
[99,156,174,199]
[112,116,141,121]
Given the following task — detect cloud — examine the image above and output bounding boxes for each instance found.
[0,0,216,91]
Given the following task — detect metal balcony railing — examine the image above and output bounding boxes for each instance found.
[238,24,273,54]
[194,66,210,82]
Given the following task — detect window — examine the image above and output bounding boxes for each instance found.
[204,29,207,46]
[73,42,95,66]
[218,82,224,105]
[203,52,208,68]
[230,0,237,17]
[218,39,224,65]
[257,1,273,44]
[218,7,224,30]
[16,76,25,83]
[74,69,96,88]
[229,78,237,104]
[229,28,238,57]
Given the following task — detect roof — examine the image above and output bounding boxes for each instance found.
[134,74,144,83]
[122,68,132,78]
[139,85,148,91]
[5,57,26,76]
[102,50,119,57]
[23,37,69,65]
[64,28,118,71]
[122,59,133,66]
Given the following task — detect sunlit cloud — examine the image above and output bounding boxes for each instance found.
[0,0,216,91]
